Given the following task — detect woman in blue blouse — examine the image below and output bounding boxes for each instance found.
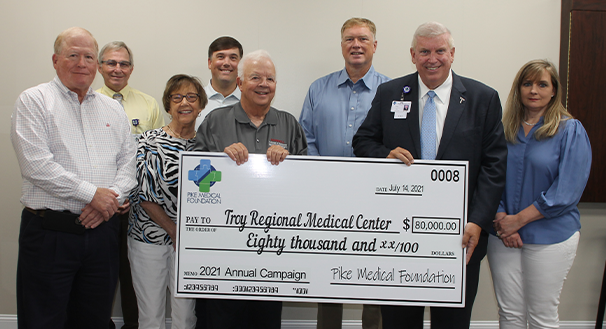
[487,60,591,329]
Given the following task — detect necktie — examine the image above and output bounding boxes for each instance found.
[421,91,436,160]
[113,93,123,107]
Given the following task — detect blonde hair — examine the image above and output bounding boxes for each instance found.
[341,17,376,40]
[503,59,572,143]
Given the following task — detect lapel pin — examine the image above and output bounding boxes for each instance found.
[460,97,465,104]
[403,86,411,94]
[132,119,140,127]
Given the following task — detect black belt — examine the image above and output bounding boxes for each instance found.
[26,207,86,234]
[25,208,49,217]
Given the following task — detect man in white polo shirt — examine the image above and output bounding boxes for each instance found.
[195,36,243,130]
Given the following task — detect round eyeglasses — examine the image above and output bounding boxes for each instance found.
[169,93,200,103]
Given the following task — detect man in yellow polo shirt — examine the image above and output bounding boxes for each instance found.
[97,41,165,329]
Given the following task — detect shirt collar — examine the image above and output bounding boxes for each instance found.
[100,84,132,100]
[518,116,545,139]
[417,69,453,103]
[53,76,96,100]
[337,65,376,90]
[234,102,277,126]
[205,80,241,100]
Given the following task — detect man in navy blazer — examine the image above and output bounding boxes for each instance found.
[353,22,507,329]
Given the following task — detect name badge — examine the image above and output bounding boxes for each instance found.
[391,101,411,119]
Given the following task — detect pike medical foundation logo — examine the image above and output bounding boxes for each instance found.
[188,159,222,192]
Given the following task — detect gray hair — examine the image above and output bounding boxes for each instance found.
[411,22,454,50]
[237,49,275,79]
[98,41,134,66]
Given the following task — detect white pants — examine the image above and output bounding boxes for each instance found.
[128,238,196,329]
[487,231,579,329]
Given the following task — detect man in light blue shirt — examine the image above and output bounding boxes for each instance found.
[299,17,390,329]
[300,17,390,158]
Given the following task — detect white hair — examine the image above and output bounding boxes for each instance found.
[411,21,455,50]
[237,49,275,79]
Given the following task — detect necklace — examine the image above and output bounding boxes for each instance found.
[166,124,196,140]
[522,120,538,126]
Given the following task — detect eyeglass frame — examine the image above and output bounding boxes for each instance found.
[101,60,132,69]
[169,93,201,103]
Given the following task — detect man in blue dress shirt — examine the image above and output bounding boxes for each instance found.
[298,17,390,329]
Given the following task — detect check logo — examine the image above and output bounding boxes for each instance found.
[188,159,222,192]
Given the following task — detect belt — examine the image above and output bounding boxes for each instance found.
[26,207,80,221]
[25,207,47,217]
[25,207,86,234]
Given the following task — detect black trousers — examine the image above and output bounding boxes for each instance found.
[17,209,119,329]
[109,212,139,329]
[204,299,281,329]
[195,298,206,329]
[381,231,489,329]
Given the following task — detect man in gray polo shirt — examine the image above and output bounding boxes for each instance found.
[193,49,306,328]
[195,49,306,164]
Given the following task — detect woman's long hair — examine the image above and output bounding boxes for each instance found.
[503,59,572,143]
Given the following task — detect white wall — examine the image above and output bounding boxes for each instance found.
[4,0,602,324]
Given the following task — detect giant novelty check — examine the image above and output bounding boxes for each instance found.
[175,152,468,307]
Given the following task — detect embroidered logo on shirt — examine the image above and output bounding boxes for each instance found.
[106,123,111,127]
[269,138,287,149]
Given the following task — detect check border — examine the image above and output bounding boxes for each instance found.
[175,152,468,307]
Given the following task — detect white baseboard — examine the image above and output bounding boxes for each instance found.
[299,320,602,328]
[0,315,602,329]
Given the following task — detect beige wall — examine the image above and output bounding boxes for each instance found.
[3,0,604,323]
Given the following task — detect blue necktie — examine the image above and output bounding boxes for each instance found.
[421,91,436,160]
[113,93,124,107]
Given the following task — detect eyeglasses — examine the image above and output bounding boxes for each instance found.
[169,93,200,103]
[101,60,132,69]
